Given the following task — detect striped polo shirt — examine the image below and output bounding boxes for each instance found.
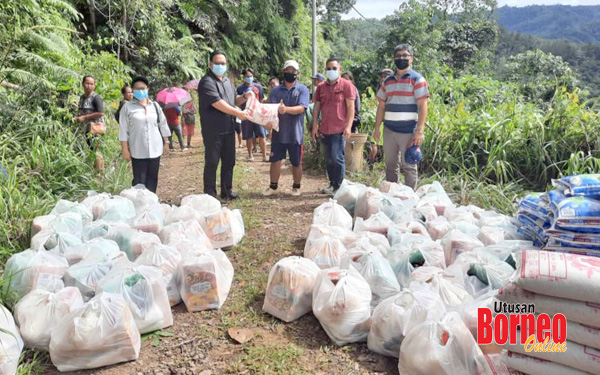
[376,69,430,133]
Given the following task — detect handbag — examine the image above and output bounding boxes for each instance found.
[89,121,106,135]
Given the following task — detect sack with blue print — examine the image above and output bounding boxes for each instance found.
[518,192,550,216]
[553,195,600,233]
[553,174,600,198]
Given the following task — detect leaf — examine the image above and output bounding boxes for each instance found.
[152,336,160,346]
[155,330,175,337]
[228,328,254,344]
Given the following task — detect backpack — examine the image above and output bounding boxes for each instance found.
[183,112,195,125]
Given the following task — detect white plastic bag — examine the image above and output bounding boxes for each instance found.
[367,289,446,358]
[353,211,394,235]
[165,205,203,225]
[340,250,400,308]
[31,211,83,238]
[56,237,121,265]
[180,194,221,216]
[346,231,390,257]
[409,268,471,308]
[417,188,455,217]
[398,312,483,375]
[303,235,347,269]
[81,220,128,242]
[478,226,524,246]
[105,227,161,261]
[263,256,321,322]
[14,287,84,348]
[387,183,419,202]
[458,290,495,339]
[159,219,212,249]
[355,188,405,220]
[178,249,234,311]
[333,180,367,212]
[243,95,280,129]
[200,208,245,248]
[50,199,93,225]
[3,247,68,299]
[64,256,117,300]
[451,250,515,291]
[387,221,430,245]
[130,205,164,234]
[387,241,446,287]
[81,193,136,222]
[0,304,24,375]
[96,259,173,333]
[119,184,160,214]
[441,229,484,266]
[306,224,358,248]
[49,292,141,372]
[312,267,372,346]
[30,229,82,253]
[134,243,183,306]
[313,199,353,230]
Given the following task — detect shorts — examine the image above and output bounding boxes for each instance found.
[182,123,195,136]
[270,143,303,167]
[235,122,241,134]
[242,122,265,140]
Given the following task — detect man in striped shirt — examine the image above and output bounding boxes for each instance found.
[374,44,429,190]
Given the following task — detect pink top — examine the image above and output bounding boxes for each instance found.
[314,77,356,135]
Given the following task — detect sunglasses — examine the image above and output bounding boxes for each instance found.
[326,67,338,71]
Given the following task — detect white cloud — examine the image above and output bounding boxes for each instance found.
[342,0,600,20]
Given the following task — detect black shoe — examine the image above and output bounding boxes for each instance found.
[220,191,239,200]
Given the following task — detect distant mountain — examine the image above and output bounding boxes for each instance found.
[496,5,600,45]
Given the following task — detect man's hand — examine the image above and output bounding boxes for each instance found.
[243,90,253,99]
[373,127,381,143]
[343,126,351,140]
[75,116,84,123]
[278,100,286,115]
[237,110,249,122]
[163,144,170,156]
[411,131,424,146]
[121,148,132,162]
[311,126,319,142]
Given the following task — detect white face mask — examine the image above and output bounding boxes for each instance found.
[326,69,339,81]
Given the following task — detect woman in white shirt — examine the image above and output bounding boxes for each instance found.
[118,76,171,193]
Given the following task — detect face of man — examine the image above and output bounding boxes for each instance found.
[210,54,227,70]
[269,79,279,89]
[243,71,254,85]
[82,77,96,95]
[123,87,133,101]
[282,66,298,84]
[325,60,341,81]
[394,49,413,71]
[312,78,322,87]
[132,81,148,92]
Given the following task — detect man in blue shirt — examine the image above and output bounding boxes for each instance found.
[236,68,267,161]
[263,60,310,197]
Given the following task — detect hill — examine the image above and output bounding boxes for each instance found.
[496,5,600,44]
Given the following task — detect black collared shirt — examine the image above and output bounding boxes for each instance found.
[198,70,236,135]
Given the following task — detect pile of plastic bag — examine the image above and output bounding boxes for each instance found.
[1,185,244,372]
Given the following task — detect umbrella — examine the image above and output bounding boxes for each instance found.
[184,79,200,90]
[156,87,192,109]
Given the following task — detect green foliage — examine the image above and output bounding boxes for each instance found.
[141,330,175,347]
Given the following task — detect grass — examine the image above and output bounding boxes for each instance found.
[227,344,306,375]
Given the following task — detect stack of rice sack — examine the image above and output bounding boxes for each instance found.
[496,250,600,375]
[264,179,530,374]
[2,185,243,372]
[517,193,550,247]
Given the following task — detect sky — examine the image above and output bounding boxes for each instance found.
[343,0,600,20]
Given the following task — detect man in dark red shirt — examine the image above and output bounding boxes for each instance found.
[311,58,356,194]
[164,105,186,151]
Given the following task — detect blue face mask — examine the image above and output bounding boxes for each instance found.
[244,76,253,84]
[133,89,148,101]
[212,64,227,76]
[326,69,339,81]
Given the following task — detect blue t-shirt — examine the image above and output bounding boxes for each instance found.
[268,82,310,145]
[236,82,264,109]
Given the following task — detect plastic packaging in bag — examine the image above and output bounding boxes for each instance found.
[30,229,82,253]
[31,212,83,238]
[304,234,347,269]
[130,206,164,234]
[479,353,524,375]
[387,183,419,202]
[427,215,452,240]
[50,199,93,225]
[119,184,160,214]
[134,243,182,306]
[387,240,446,287]
[417,186,455,217]
[313,199,353,230]
[441,229,484,266]
[346,231,390,257]
[243,95,279,130]
[49,292,141,372]
[353,211,394,235]
[416,181,447,197]
[367,288,446,358]
[159,219,212,249]
[263,256,321,322]
[14,287,84,348]
[201,208,245,248]
[306,224,358,248]
[398,312,483,375]
[451,250,515,291]
[312,267,372,346]
[388,224,431,247]
[105,227,161,261]
[409,268,471,308]
[56,237,122,266]
[3,247,68,300]
[333,180,368,213]
[340,250,400,308]
[0,303,24,375]
[444,207,478,225]
[96,259,173,333]
[165,205,203,225]
[180,194,222,216]
[478,226,525,246]
[81,220,128,242]
[64,255,119,300]
[388,221,430,243]
[82,193,136,222]
[355,188,405,220]
[178,249,234,311]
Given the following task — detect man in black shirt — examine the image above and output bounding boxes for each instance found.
[198,50,248,200]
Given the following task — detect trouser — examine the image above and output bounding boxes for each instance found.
[168,125,184,149]
[131,156,161,193]
[203,130,236,197]
[321,133,345,190]
[382,126,418,190]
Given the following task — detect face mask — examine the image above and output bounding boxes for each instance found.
[395,59,410,70]
[244,76,253,84]
[283,73,297,83]
[212,64,227,76]
[326,69,339,81]
[133,89,148,101]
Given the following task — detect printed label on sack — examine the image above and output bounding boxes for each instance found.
[560,208,576,217]
[191,281,212,294]
[521,251,567,279]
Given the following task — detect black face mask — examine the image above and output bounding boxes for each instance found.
[395,59,410,70]
[283,73,297,83]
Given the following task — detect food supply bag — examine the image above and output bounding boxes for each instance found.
[502,351,595,375]
[14,287,84,348]
[96,259,173,333]
[49,292,141,372]
[458,290,495,339]
[200,208,245,248]
[81,220,128,242]
[409,267,471,308]
[313,199,353,230]
[49,199,93,225]
[30,229,82,253]
[31,211,84,238]
[479,226,524,246]
[346,231,390,257]
[243,95,279,130]
[81,192,136,222]
[444,207,478,225]
[452,250,515,291]
[353,211,394,235]
[262,256,321,322]
[64,256,116,300]
[333,180,367,213]
[417,186,455,217]
[340,250,400,308]
[387,240,446,287]
[159,219,212,249]
[56,237,122,265]
[164,204,203,226]
[134,243,182,306]
[427,215,452,240]
[303,234,347,269]
[130,206,164,234]
[398,312,483,375]
[367,288,446,358]
[312,267,372,346]
[387,183,419,202]
[355,187,404,220]
[180,194,222,216]
[441,229,484,266]
[178,249,234,312]
[550,194,600,233]
[387,222,430,245]
[306,224,358,248]
[0,304,24,375]
[105,227,161,261]
[512,250,600,304]
[119,184,160,213]
[3,247,68,300]
[416,181,447,197]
